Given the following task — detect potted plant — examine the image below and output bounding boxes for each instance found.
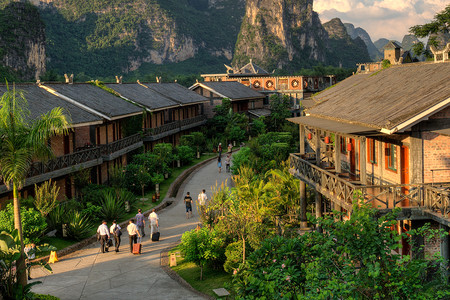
[152,173,164,201]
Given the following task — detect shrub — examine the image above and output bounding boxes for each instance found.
[223,241,245,274]
[99,190,125,221]
[34,180,59,217]
[33,294,60,300]
[230,147,251,174]
[80,202,102,222]
[153,143,173,165]
[227,125,246,143]
[65,211,93,241]
[175,145,195,165]
[180,227,225,280]
[47,204,66,236]
[180,132,206,153]
[80,184,114,206]
[0,204,47,244]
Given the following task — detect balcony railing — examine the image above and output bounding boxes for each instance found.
[100,133,142,155]
[144,115,207,139]
[28,147,102,177]
[289,153,450,214]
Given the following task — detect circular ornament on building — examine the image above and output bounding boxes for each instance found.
[266,80,274,88]
[303,79,308,89]
[253,80,261,88]
[291,79,299,88]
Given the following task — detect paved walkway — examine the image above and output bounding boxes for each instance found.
[31,158,232,300]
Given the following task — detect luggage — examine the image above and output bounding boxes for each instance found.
[106,238,113,247]
[151,232,160,242]
[132,237,142,254]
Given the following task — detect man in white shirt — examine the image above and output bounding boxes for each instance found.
[148,209,159,237]
[109,220,121,252]
[198,189,208,216]
[127,219,141,253]
[97,220,110,253]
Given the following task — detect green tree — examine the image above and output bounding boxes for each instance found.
[410,5,450,56]
[0,84,69,287]
[267,94,291,132]
[180,227,225,280]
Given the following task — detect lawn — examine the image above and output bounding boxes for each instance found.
[40,154,216,255]
[170,246,233,298]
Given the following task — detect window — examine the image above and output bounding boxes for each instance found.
[367,139,377,164]
[385,143,397,172]
[340,137,347,153]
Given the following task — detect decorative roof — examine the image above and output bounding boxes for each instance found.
[384,41,402,50]
[307,62,450,133]
[225,59,270,76]
[0,84,101,126]
[105,83,179,111]
[44,83,142,119]
[190,81,265,100]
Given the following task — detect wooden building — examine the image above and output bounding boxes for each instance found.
[189,81,266,118]
[106,82,208,150]
[288,61,450,259]
[200,60,336,115]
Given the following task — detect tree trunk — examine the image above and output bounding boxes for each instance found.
[242,237,246,264]
[200,265,203,281]
[13,183,27,287]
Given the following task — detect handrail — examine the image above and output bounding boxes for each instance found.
[290,153,450,213]
[29,147,102,177]
[100,133,142,155]
[144,115,207,136]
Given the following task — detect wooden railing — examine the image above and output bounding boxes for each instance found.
[100,133,142,155]
[28,147,102,177]
[144,115,207,137]
[290,154,450,214]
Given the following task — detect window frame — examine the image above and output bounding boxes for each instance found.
[385,143,397,172]
[367,139,377,165]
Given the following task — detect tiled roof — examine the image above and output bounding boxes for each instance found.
[193,81,265,100]
[144,83,207,104]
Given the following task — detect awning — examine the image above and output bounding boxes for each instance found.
[248,108,271,117]
[432,128,450,136]
[287,116,379,135]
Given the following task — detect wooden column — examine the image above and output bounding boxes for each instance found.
[299,125,305,155]
[299,124,307,228]
[315,129,321,165]
[410,130,423,184]
[315,192,323,232]
[360,137,367,184]
[335,134,341,173]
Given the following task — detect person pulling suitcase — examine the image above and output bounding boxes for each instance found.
[127,219,141,253]
[148,209,160,241]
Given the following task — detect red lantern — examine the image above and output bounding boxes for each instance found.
[325,136,330,144]
[308,133,312,140]
[347,142,352,152]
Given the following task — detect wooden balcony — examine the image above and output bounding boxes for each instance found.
[100,133,143,161]
[143,115,207,142]
[289,154,450,222]
[0,147,103,194]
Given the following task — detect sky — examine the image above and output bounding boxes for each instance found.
[314,0,448,42]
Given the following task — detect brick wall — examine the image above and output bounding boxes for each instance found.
[74,126,90,149]
[423,132,450,183]
[429,106,450,119]
[51,135,65,156]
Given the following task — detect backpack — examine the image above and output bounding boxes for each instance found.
[114,225,122,237]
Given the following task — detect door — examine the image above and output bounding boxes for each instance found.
[400,146,410,206]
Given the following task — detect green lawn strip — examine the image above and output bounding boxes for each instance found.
[169,246,232,298]
[38,154,216,256]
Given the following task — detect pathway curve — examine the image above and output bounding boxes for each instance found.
[31,157,231,300]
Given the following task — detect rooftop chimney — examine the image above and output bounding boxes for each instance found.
[64,73,73,84]
[115,75,123,84]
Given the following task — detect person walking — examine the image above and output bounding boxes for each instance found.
[184,192,193,219]
[225,153,231,173]
[218,155,222,173]
[198,189,208,216]
[110,220,122,252]
[97,220,110,253]
[127,219,141,253]
[135,208,146,238]
[227,143,232,153]
[148,209,159,238]
[217,143,222,155]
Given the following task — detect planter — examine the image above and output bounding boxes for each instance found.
[164,173,169,179]
[197,151,200,159]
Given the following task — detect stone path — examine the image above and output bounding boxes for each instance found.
[31,157,232,300]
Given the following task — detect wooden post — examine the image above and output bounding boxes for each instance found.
[299,125,305,155]
[315,192,323,232]
[315,129,321,165]
[360,137,367,184]
[335,134,341,173]
[300,181,307,228]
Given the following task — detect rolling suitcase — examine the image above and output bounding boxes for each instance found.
[132,237,142,254]
[151,232,160,242]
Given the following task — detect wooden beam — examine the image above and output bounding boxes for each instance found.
[335,134,341,173]
[299,125,305,155]
[315,129,321,165]
[360,137,367,184]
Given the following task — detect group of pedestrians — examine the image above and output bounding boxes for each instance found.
[217,143,232,173]
[96,208,159,254]
[183,189,208,219]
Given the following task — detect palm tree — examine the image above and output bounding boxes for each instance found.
[0,83,69,287]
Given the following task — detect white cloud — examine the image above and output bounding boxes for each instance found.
[314,0,448,41]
